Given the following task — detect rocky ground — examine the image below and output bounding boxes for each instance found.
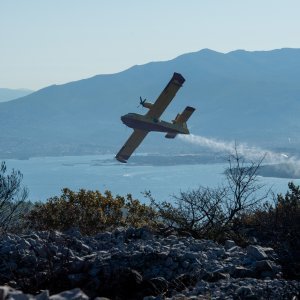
[0,227,299,299]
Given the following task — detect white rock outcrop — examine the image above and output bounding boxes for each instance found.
[0,227,298,299]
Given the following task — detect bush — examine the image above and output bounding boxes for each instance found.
[239,182,300,244]
[276,182,300,234]
[238,182,300,278]
[24,188,158,235]
[124,193,158,228]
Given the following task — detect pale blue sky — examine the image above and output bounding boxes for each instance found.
[1,0,300,89]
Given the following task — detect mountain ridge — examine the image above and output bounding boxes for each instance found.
[0,48,300,158]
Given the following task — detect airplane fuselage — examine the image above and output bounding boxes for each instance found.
[121,113,189,134]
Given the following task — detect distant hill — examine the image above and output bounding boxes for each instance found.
[0,48,300,158]
[0,88,33,102]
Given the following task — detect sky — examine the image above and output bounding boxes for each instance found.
[1,0,300,90]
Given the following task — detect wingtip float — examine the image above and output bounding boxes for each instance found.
[115,72,195,163]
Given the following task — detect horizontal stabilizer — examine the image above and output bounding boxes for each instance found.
[165,132,178,139]
[175,106,196,123]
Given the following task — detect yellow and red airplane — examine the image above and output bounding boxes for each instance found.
[116,72,195,163]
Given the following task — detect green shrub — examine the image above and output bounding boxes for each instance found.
[24,188,158,234]
[124,193,158,228]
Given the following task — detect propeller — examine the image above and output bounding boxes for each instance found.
[137,96,147,108]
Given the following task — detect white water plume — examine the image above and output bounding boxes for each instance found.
[179,134,292,164]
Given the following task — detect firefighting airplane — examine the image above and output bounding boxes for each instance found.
[115,72,195,163]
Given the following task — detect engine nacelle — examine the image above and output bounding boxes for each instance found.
[142,102,154,109]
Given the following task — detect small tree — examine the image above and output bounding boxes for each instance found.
[0,161,28,232]
[148,146,268,239]
[148,187,227,236]
[223,147,269,226]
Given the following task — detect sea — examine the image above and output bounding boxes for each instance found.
[1,154,300,204]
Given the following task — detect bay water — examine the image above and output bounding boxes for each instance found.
[2,154,299,204]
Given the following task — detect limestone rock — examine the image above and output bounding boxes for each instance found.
[224,239,236,250]
[49,288,89,300]
[247,245,268,261]
[0,228,298,299]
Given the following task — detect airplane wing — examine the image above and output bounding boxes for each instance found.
[146,72,185,119]
[115,129,148,163]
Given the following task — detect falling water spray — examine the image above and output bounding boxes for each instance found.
[179,134,300,178]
